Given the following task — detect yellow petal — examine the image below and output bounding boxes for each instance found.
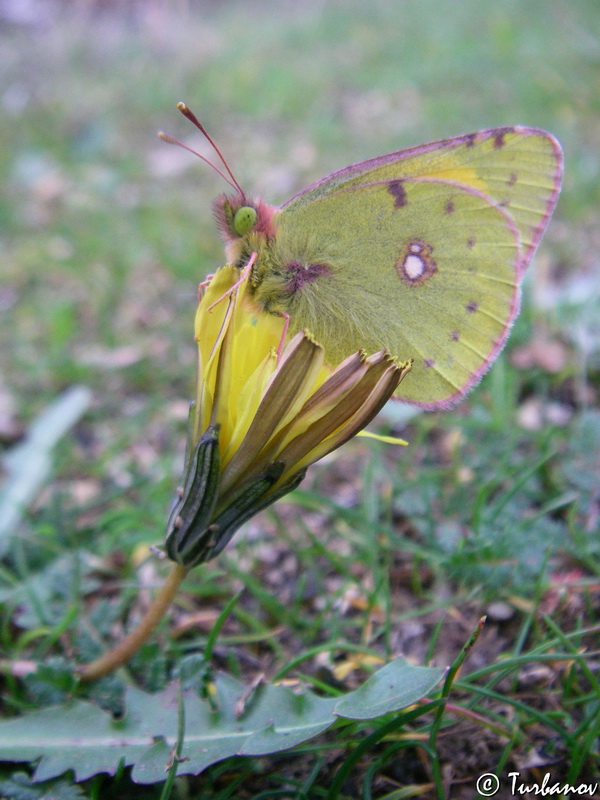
[195,266,237,369]
[357,430,409,446]
[223,347,278,465]
[219,332,324,493]
[274,357,412,486]
[246,351,372,472]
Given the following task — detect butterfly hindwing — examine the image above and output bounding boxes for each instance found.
[272,177,522,407]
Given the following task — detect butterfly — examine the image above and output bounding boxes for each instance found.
[161,104,563,409]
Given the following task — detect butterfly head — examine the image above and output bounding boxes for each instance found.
[158,103,278,267]
[214,193,277,265]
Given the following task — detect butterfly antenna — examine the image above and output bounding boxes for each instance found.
[157,131,238,192]
[176,102,245,197]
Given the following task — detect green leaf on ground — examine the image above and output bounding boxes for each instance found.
[0,660,443,784]
[333,658,444,720]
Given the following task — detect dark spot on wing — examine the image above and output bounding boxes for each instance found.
[388,180,407,208]
[424,358,435,368]
[445,198,455,215]
[466,301,479,314]
[507,172,517,186]
[450,330,460,341]
[285,262,331,293]
[467,237,476,249]
[493,127,513,150]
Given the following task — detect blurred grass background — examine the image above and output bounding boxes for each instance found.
[1,0,598,410]
[2,0,598,386]
[1,0,599,796]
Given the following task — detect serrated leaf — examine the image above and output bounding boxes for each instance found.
[0,699,143,783]
[131,675,340,783]
[236,681,339,757]
[0,659,443,785]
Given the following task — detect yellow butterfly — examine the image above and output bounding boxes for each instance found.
[164,104,563,408]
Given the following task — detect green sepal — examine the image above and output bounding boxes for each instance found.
[180,465,307,569]
[165,424,221,564]
[208,467,307,559]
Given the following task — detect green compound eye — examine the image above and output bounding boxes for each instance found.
[233,206,257,235]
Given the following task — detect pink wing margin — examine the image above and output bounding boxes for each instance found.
[514,129,563,275]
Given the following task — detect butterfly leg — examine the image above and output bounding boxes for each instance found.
[275,311,290,361]
[206,252,257,312]
[198,274,215,300]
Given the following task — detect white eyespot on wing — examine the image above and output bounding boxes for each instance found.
[396,239,437,286]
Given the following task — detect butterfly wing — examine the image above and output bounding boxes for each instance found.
[283,127,562,274]
[273,128,562,407]
[274,178,521,408]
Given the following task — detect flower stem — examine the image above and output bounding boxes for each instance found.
[78,563,188,683]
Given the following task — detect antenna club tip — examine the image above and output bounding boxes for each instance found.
[177,101,188,112]
[157,131,167,140]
